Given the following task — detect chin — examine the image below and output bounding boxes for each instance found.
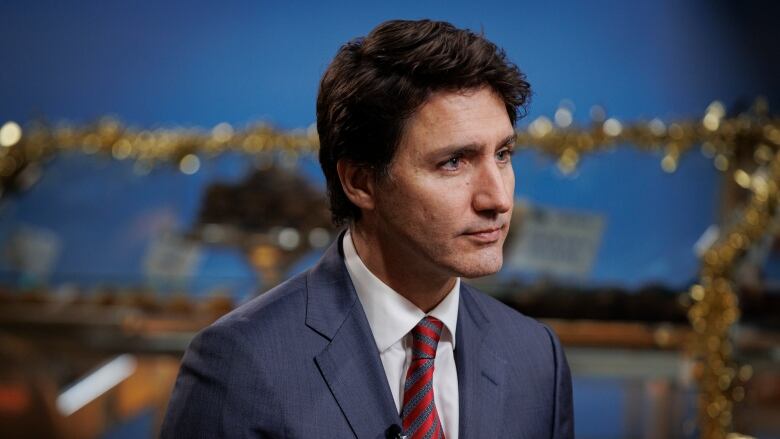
[451,252,504,279]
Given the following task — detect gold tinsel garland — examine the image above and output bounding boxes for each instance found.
[686,140,780,439]
[1,100,779,438]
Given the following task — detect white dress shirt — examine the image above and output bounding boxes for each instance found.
[343,229,459,438]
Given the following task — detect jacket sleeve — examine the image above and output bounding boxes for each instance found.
[160,321,279,438]
[543,324,574,439]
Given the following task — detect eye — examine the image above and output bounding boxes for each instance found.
[440,155,462,171]
[496,148,514,163]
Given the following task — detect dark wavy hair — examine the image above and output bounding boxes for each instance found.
[317,19,531,225]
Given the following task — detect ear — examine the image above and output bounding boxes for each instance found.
[336,159,377,212]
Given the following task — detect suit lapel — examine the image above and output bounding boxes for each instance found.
[456,285,508,439]
[307,233,401,438]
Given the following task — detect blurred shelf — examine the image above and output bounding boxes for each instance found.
[1,298,778,358]
[0,300,217,354]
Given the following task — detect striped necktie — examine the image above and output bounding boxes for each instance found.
[401,316,445,439]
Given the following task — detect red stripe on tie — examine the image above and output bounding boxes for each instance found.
[415,403,437,439]
[402,386,434,432]
[402,365,434,411]
[416,324,440,343]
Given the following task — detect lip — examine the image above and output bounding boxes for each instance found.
[463,226,504,243]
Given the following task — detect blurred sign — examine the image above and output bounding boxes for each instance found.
[5,225,61,283]
[143,232,201,286]
[507,203,605,278]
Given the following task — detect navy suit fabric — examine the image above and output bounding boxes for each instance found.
[161,235,574,438]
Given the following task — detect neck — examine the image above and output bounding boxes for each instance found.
[350,223,456,313]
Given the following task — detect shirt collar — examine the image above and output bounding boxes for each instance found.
[343,229,459,352]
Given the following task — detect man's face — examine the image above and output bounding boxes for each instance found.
[373,87,515,279]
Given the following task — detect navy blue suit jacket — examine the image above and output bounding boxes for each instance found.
[162,235,574,438]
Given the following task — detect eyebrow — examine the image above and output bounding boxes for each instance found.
[500,133,518,148]
[433,133,517,157]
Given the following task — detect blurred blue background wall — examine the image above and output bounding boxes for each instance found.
[1,0,777,298]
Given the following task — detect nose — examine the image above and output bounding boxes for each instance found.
[472,161,513,215]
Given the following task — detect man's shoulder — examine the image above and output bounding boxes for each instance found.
[203,270,311,340]
[461,282,559,344]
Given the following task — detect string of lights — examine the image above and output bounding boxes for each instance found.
[1,100,777,183]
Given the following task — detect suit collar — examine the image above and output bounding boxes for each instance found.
[304,230,357,340]
[307,232,401,437]
[456,284,508,438]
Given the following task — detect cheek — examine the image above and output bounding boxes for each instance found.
[390,172,472,228]
[416,182,470,225]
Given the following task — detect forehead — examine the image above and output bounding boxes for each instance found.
[399,87,514,155]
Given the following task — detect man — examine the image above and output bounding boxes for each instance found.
[162,19,573,438]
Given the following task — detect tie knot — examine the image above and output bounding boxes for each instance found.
[411,316,444,360]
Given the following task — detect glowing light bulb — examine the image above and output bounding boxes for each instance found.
[0,121,22,147]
